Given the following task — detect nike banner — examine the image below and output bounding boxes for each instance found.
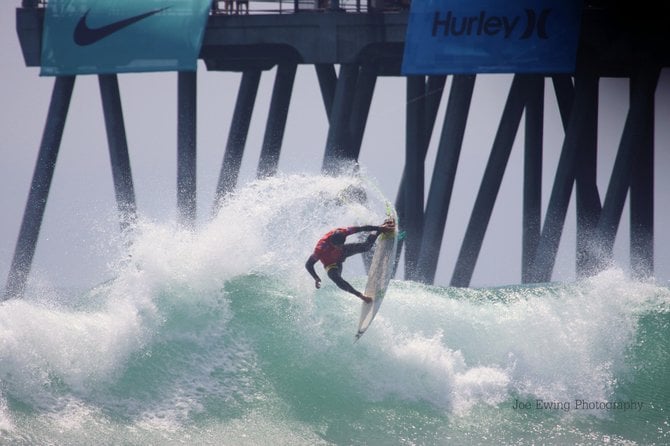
[401,0,582,75]
[40,0,211,76]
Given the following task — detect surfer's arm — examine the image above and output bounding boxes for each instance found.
[347,225,381,236]
[305,255,321,289]
[349,222,395,235]
[349,225,379,233]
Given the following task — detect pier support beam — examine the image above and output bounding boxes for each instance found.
[347,64,377,161]
[551,75,575,130]
[416,75,475,284]
[315,64,337,121]
[322,63,359,173]
[451,75,529,287]
[4,76,75,299]
[99,74,137,233]
[521,76,544,283]
[529,68,599,283]
[403,76,427,280]
[630,70,656,279]
[214,69,261,211]
[593,65,660,271]
[395,75,447,277]
[177,71,197,228]
[258,63,297,178]
[575,73,601,278]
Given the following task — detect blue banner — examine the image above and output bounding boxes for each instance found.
[41,0,211,76]
[401,0,582,75]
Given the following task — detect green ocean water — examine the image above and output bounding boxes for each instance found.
[1,174,668,445]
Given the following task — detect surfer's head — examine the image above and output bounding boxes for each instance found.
[329,231,346,246]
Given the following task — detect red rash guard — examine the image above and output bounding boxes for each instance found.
[312,227,356,267]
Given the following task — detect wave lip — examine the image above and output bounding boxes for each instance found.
[1,175,668,444]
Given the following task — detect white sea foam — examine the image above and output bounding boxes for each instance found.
[354,268,669,415]
[1,173,667,444]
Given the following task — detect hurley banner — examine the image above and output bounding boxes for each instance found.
[40,0,211,76]
[401,0,582,75]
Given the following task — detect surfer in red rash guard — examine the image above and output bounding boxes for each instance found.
[305,221,395,303]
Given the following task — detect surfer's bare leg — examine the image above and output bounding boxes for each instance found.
[342,233,378,259]
[327,267,372,303]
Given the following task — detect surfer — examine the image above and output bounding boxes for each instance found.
[305,221,395,303]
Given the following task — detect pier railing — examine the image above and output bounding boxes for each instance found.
[20,0,411,15]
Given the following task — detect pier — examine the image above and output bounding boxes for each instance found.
[5,0,670,298]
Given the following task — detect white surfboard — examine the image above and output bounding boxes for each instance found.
[355,208,398,341]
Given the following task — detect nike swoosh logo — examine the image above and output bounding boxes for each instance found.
[73,7,169,46]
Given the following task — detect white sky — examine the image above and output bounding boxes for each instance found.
[1,2,669,290]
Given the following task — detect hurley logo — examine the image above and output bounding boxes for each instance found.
[431,9,551,39]
[73,7,170,46]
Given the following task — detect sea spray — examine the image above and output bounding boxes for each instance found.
[0,174,667,445]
